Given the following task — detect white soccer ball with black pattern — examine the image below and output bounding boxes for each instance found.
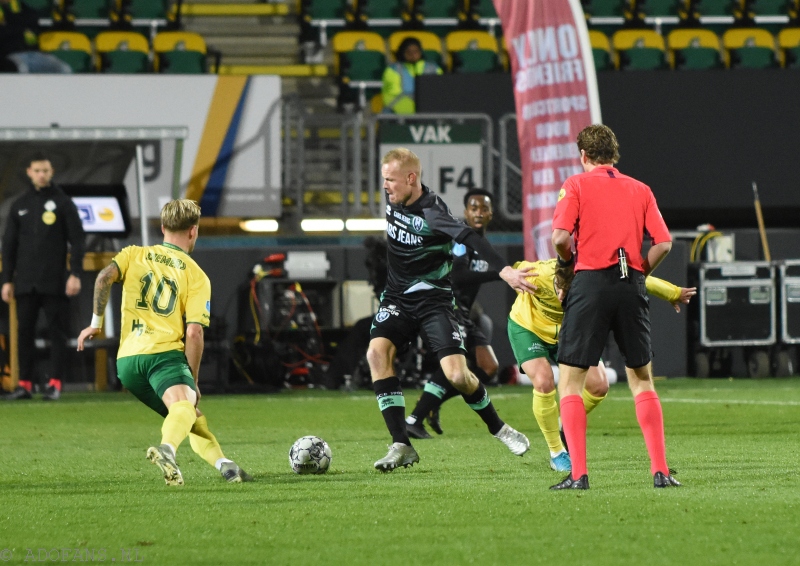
[289,436,332,474]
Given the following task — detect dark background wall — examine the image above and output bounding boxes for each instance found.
[417,70,800,229]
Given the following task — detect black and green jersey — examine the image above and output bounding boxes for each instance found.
[384,185,471,296]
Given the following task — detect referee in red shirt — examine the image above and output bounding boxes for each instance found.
[550,125,680,490]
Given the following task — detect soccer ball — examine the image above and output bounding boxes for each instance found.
[289,436,332,475]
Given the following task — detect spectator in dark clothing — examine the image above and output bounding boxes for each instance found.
[1,153,85,400]
[0,0,71,73]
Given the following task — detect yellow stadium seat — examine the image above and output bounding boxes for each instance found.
[95,31,150,73]
[331,31,386,75]
[153,31,208,73]
[611,29,667,70]
[589,29,613,71]
[778,27,800,67]
[39,31,93,72]
[387,30,443,64]
[722,28,777,68]
[444,30,500,72]
[667,28,722,69]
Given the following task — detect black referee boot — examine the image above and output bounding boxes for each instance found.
[550,474,589,490]
[654,471,682,488]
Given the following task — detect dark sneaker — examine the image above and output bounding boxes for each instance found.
[373,443,419,472]
[220,461,253,483]
[42,385,61,401]
[426,407,443,435]
[406,421,432,440]
[550,474,589,490]
[654,471,682,488]
[146,444,184,486]
[1,386,32,400]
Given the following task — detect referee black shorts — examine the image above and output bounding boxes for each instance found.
[557,267,651,369]
[370,290,466,360]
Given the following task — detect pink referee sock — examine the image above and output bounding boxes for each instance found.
[635,390,669,475]
[560,394,587,478]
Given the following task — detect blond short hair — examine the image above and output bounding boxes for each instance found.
[161,199,201,232]
[381,147,421,174]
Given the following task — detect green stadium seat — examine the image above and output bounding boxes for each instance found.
[21,0,54,18]
[125,0,170,19]
[67,0,112,18]
[778,27,800,67]
[639,0,682,16]
[612,28,667,69]
[693,0,737,16]
[749,0,790,15]
[332,30,386,107]
[154,31,208,73]
[584,0,627,17]
[39,31,94,72]
[388,30,444,67]
[445,30,500,71]
[589,30,614,70]
[95,30,150,73]
[360,0,405,18]
[668,28,723,68]
[723,27,778,67]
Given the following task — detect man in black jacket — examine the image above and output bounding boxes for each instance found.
[2,153,85,400]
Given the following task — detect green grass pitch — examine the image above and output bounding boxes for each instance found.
[0,377,798,565]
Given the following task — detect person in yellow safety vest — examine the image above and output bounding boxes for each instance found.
[381,37,443,114]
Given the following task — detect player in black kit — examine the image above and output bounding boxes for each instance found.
[405,188,501,439]
[370,148,536,472]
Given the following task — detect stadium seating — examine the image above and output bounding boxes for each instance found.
[612,28,668,69]
[95,31,150,73]
[39,31,94,72]
[388,29,443,66]
[636,0,683,17]
[778,27,800,67]
[748,0,790,15]
[300,0,353,45]
[589,29,614,70]
[692,0,740,16]
[153,31,209,73]
[22,0,55,18]
[408,0,466,36]
[667,28,724,68]
[444,29,501,72]
[358,0,406,19]
[722,27,778,67]
[332,30,386,106]
[583,0,628,18]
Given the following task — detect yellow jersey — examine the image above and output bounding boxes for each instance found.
[509,259,682,344]
[113,242,211,359]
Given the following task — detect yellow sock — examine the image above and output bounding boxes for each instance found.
[533,389,565,454]
[189,415,225,467]
[161,400,197,453]
[582,389,607,415]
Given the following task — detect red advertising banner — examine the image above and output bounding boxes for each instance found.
[493,0,601,260]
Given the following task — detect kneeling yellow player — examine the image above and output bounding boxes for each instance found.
[507,258,696,472]
[77,199,251,486]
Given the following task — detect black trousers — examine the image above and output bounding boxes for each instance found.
[16,292,70,386]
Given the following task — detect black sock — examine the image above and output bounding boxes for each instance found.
[374,376,410,445]
[462,383,504,435]
[410,369,456,421]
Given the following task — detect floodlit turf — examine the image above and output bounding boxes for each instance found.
[0,378,798,565]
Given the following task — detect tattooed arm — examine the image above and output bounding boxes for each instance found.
[77,262,120,351]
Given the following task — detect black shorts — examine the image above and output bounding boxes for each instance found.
[557,267,651,369]
[370,291,466,360]
[456,310,491,350]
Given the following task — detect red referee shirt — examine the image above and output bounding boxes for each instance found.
[552,165,671,273]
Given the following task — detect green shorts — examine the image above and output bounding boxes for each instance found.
[117,350,196,418]
[507,318,559,366]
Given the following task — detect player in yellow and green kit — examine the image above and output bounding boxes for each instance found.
[77,199,251,486]
[508,258,696,472]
